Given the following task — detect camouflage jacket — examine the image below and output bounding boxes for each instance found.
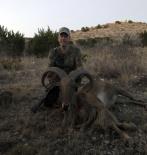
[48,44,82,73]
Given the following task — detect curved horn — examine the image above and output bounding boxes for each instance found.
[46,67,68,78]
[69,67,94,91]
[41,67,68,88]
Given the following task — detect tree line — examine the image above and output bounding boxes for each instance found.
[0,25,58,57]
[1,25,147,57]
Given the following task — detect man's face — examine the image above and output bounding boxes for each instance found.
[58,32,70,47]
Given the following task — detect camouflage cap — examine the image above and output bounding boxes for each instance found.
[59,27,70,36]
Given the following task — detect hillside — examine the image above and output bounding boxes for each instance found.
[71,21,147,41]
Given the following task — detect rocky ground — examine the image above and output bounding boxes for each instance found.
[0,68,147,155]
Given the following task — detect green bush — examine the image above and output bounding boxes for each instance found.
[71,30,75,33]
[139,31,147,47]
[122,33,133,46]
[27,27,59,57]
[121,33,141,47]
[0,25,25,56]
[115,21,121,24]
[128,20,133,23]
[81,27,89,32]
[7,31,25,56]
[76,37,112,48]
[95,24,102,29]
[0,26,7,52]
[76,39,87,46]
[103,24,109,28]
[95,37,112,43]
[76,38,97,47]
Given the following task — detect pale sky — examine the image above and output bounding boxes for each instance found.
[0,0,147,37]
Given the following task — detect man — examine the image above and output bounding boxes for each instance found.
[48,27,82,73]
[31,27,82,112]
[46,27,83,106]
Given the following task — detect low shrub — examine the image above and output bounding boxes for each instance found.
[139,31,147,47]
[95,24,102,29]
[128,20,133,24]
[81,27,90,32]
[0,58,23,71]
[115,21,121,24]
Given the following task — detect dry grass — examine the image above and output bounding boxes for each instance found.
[1,46,147,90]
[0,56,48,90]
[82,46,147,88]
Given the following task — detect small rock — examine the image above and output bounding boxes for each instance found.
[104,140,109,144]
[92,137,97,141]
[142,123,147,133]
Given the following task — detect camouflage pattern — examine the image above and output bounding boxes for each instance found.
[48,44,82,73]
